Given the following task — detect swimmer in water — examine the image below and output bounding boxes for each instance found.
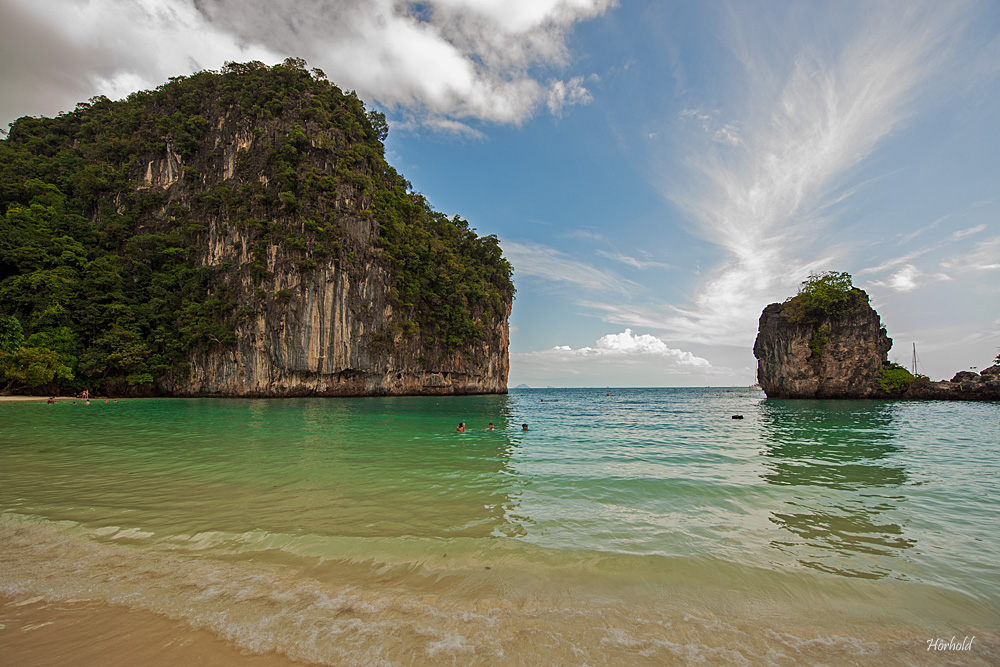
[457,422,466,432]
[521,423,528,431]
[487,423,494,431]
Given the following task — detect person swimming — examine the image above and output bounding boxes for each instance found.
[457,422,466,432]
[487,423,494,431]
[521,423,528,431]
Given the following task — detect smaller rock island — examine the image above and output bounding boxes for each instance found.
[753,272,1000,400]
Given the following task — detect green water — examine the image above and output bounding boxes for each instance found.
[1,388,998,665]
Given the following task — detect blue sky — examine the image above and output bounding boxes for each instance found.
[2,0,998,387]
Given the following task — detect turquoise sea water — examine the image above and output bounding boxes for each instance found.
[1,388,998,665]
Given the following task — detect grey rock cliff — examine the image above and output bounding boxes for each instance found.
[157,251,510,397]
[753,296,891,398]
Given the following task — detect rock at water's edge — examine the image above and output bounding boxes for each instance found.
[753,296,1000,401]
[753,295,891,399]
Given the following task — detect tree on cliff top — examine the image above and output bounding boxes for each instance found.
[784,271,868,323]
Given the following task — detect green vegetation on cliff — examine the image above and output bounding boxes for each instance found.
[784,271,867,324]
[0,59,513,394]
[880,362,916,392]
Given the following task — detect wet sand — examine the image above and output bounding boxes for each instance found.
[0,594,303,667]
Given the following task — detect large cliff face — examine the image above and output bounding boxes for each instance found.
[160,245,510,396]
[0,60,513,397]
[753,297,891,399]
[143,66,510,396]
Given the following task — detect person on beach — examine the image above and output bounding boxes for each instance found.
[457,422,465,432]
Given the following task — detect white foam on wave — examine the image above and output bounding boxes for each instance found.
[2,511,998,666]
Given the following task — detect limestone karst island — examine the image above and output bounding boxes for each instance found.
[754,272,1000,400]
[0,60,514,397]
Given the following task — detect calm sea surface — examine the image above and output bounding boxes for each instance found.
[1,388,998,665]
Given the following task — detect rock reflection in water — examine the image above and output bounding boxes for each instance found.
[758,400,914,579]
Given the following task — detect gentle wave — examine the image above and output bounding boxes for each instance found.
[2,512,998,666]
[2,391,999,664]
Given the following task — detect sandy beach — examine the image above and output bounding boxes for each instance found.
[0,395,58,402]
[0,594,302,667]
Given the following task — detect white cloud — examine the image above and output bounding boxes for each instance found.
[657,2,976,345]
[869,263,953,292]
[861,223,997,287]
[503,240,635,295]
[858,249,932,275]
[712,123,743,145]
[950,224,987,241]
[1,0,280,126]
[899,214,949,244]
[565,228,610,243]
[941,234,1000,272]
[547,76,594,116]
[1,0,614,129]
[595,250,672,270]
[510,329,712,386]
[594,329,710,365]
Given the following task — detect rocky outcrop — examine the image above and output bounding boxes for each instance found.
[753,294,891,398]
[754,290,1000,401]
[895,366,1000,401]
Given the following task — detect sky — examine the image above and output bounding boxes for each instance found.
[2,0,998,387]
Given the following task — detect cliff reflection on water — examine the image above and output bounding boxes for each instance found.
[758,400,915,579]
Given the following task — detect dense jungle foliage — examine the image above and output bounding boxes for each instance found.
[0,59,514,393]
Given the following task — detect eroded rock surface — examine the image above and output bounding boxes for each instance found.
[753,296,891,398]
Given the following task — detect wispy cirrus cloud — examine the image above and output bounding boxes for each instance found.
[595,249,672,270]
[950,224,987,241]
[1,0,614,130]
[941,234,1000,273]
[657,1,977,345]
[503,240,635,295]
[858,220,993,289]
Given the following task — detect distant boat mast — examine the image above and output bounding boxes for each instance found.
[912,343,918,376]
